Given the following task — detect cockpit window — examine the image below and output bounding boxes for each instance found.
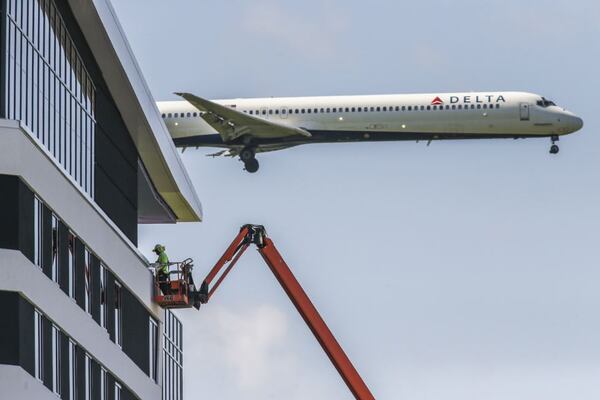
[536,97,556,107]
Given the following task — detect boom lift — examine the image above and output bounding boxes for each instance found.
[154,224,375,400]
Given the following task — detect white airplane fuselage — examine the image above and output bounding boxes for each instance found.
[158,91,582,152]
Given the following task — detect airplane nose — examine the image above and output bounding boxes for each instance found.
[569,116,584,132]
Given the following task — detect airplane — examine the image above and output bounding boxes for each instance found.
[157,91,583,173]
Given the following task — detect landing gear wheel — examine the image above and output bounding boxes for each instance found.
[244,158,259,173]
[240,147,255,162]
[550,144,559,154]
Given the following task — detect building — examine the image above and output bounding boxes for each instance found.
[0,1,202,399]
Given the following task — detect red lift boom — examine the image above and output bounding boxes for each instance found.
[198,225,375,400]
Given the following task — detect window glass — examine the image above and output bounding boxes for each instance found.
[483,104,488,109]
[301,109,306,114]
[420,105,425,111]
[68,233,76,298]
[395,106,399,111]
[84,248,92,314]
[275,109,279,114]
[161,114,165,118]
[52,325,61,395]
[186,112,191,117]
[376,107,381,112]
[496,104,500,109]
[34,310,43,381]
[69,340,76,400]
[115,282,122,347]
[34,197,43,268]
[100,264,107,329]
[193,112,198,117]
[268,109,273,115]
[477,104,482,109]
[167,113,172,118]
[52,215,59,285]
[326,108,331,113]
[149,318,159,382]
[383,106,387,111]
[85,354,92,400]
[314,108,318,113]
[458,105,463,109]
[320,108,324,113]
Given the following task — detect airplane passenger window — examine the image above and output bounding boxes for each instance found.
[358,107,362,112]
[426,106,431,110]
[295,109,299,114]
[395,106,399,111]
[382,106,387,111]
[320,108,324,113]
[326,108,331,113]
[307,109,312,113]
[483,104,487,109]
[314,108,318,113]
[458,105,463,109]
[370,107,374,112]
[333,108,337,112]
[451,105,456,110]
[269,110,273,114]
[477,104,481,109]
[275,110,279,114]
[445,105,450,110]
[249,110,253,115]
[420,106,425,110]
[471,104,475,109]
[496,104,500,109]
[301,109,305,114]
[193,112,198,117]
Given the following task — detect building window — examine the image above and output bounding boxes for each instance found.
[149,318,159,382]
[100,264,107,329]
[34,310,44,381]
[68,232,76,298]
[163,310,183,400]
[5,0,96,196]
[85,354,92,400]
[34,196,43,268]
[52,325,61,395]
[114,281,122,347]
[84,248,92,314]
[69,340,76,400]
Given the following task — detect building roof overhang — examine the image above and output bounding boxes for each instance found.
[67,0,202,223]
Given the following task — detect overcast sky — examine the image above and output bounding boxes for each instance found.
[112,1,600,398]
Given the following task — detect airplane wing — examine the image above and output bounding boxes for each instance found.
[175,92,311,143]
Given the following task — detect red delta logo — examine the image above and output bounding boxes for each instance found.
[431,96,443,105]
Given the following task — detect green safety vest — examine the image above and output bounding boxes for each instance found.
[157,252,169,275]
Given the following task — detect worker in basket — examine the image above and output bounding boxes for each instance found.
[152,244,171,294]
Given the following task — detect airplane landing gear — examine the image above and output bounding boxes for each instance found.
[244,158,259,173]
[549,135,559,154]
[239,147,259,173]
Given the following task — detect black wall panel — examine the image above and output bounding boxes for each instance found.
[91,254,101,324]
[18,296,35,377]
[58,221,70,295]
[122,288,149,374]
[0,291,19,365]
[94,167,137,244]
[75,238,86,310]
[18,180,34,263]
[0,175,19,250]
[42,204,53,279]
